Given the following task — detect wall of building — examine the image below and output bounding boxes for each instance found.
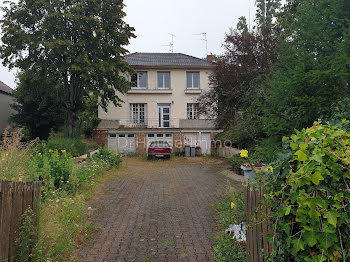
[0,93,15,133]
[98,68,213,124]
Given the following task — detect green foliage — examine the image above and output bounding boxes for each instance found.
[90,148,123,167]
[213,186,246,262]
[1,0,135,136]
[79,93,100,138]
[228,154,244,173]
[266,122,350,261]
[46,132,88,157]
[10,70,65,140]
[28,146,73,192]
[16,209,37,262]
[263,0,350,138]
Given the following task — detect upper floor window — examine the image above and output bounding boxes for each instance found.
[187,103,199,119]
[130,103,146,124]
[157,72,170,89]
[186,72,200,89]
[131,72,148,88]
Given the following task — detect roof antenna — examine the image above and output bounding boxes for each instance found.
[193,32,208,56]
[161,33,175,53]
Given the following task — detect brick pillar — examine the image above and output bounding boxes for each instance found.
[173,131,184,152]
[136,133,147,155]
[94,130,108,147]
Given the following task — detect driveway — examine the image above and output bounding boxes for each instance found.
[73,157,242,262]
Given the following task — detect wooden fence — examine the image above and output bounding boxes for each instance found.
[0,180,41,262]
[245,185,273,262]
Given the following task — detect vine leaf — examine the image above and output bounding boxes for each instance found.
[311,171,324,185]
[324,210,340,228]
[295,149,308,162]
[319,233,337,250]
[303,230,318,247]
[285,205,292,215]
[292,238,305,252]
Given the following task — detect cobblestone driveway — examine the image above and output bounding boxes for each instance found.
[73,157,240,262]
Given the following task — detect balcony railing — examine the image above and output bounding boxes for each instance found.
[116,118,216,129]
[118,119,180,128]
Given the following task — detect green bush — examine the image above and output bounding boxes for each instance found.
[265,122,350,261]
[47,132,88,157]
[213,186,246,262]
[228,154,244,173]
[28,146,73,191]
[90,148,122,167]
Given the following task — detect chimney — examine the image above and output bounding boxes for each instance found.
[206,54,213,62]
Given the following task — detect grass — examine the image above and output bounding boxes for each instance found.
[34,166,121,261]
[212,184,246,262]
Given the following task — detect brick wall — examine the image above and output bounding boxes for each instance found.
[173,131,184,152]
[136,133,147,155]
[94,130,108,147]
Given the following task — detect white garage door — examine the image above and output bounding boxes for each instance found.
[147,133,173,149]
[108,133,136,155]
[200,133,211,155]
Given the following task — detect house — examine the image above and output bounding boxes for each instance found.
[0,81,14,133]
[95,52,220,155]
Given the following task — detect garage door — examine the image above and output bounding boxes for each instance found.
[200,133,211,155]
[108,133,136,155]
[147,133,173,149]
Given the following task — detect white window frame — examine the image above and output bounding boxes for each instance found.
[131,71,148,89]
[157,71,171,89]
[186,72,200,89]
[187,103,199,120]
[130,103,147,124]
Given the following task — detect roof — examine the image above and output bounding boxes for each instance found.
[0,81,13,95]
[124,53,214,68]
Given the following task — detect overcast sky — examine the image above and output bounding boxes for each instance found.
[0,0,256,89]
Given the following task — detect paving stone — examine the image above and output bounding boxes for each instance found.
[72,158,237,262]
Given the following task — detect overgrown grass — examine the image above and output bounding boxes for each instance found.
[213,185,246,262]
[33,162,120,261]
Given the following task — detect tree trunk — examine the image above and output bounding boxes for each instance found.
[67,109,74,137]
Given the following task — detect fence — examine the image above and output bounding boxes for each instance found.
[0,180,41,262]
[245,185,273,262]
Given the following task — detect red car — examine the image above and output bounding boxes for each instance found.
[148,141,171,159]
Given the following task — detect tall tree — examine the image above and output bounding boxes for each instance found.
[255,0,281,28]
[1,0,135,136]
[263,0,350,137]
[11,70,65,139]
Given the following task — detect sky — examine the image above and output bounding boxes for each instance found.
[0,0,255,89]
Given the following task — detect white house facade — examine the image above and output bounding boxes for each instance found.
[95,53,220,155]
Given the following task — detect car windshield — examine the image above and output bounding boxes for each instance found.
[150,141,169,147]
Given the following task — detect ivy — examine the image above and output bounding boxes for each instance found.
[267,122,350,261]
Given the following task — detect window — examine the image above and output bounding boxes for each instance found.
[131,72,148,88]
[148,134,155,138]
[157,134,164,137]
[130,104,146,124]
[186,72,200,89]
[157,72,170,89]
[187,103,199,119]
[165,134,172,137]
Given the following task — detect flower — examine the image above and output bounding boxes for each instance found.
[240,149,248,158]
[231,202,235,209]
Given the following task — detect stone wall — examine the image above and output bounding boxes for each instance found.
[94,130,108,147]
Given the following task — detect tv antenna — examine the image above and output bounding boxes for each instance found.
[193,32,208,56]
[161,33,175,53]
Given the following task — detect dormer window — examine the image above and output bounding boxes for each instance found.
[131,72,148,88]
[186,72,200,89]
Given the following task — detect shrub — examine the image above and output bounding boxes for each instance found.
[47,132,88,157]
[228,154,244,173]
[266,122,350,261]
[90,148,122,167]
[213,186,246,262]
[28,146,73,191]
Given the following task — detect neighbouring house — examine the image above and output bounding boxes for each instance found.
[95,52,221,155]
[0,81,14,133]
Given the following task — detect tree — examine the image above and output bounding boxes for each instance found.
[263,0,350,137]
[11,70,65,139]
[255,0,281,29]
[1,0,135,136]
[237,16,249,33]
